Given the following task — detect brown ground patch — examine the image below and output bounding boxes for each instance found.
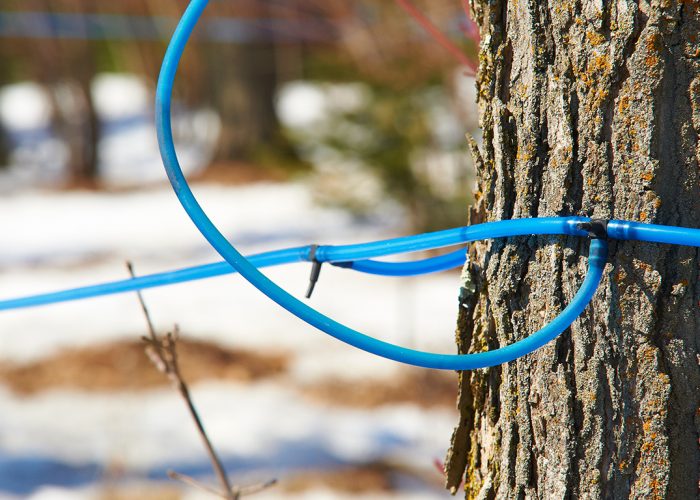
[281,459,445,494]
[303,368,457,409]
[281,463,395,494]
[0,339,289,395]
[191,161,290,185]
[95,460,443,498]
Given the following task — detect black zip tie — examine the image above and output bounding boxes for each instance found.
[305,244,323,299]
[577,219,608,239]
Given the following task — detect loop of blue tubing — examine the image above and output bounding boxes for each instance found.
[6,0,700,368]
[152,0,609,370]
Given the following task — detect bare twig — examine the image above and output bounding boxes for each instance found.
[235,478,279,496]
[127,262,275,499]
[168,471,278,499]
[168,470,226,497]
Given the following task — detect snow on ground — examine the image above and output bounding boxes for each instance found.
[0,181,462,499]
[0,70,467,498]
[0,182,457,370]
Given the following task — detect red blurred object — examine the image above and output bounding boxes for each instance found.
[394,0,477,75]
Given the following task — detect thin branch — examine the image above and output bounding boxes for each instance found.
[393,0,477,74]
[127,261,248,499]
[168,470,225,497]
[126,261,158,341]
[235,478,279,497]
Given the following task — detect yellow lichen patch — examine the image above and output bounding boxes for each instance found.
[577,54,612,88]
[639,211,648,221]
[645,54,661,69]
[649,478,663,499]
[516,143,535,162]
[590,54,612,74]
[641,172,654,181]
[644,33,663,71]
[639,344,656,363]
[617,94,631,114]
[586,30,606,46]
[646,33,664,53]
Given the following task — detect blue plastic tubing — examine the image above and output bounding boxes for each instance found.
[0,246,467,311]
[151,0,608,370]
[4,0,700,368]
[6,218,700,314]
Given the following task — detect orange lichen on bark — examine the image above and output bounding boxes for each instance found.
[586,30,606,46]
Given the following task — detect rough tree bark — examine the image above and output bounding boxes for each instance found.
[446,1,699,499]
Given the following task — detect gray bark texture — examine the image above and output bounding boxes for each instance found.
[445,1,700,499]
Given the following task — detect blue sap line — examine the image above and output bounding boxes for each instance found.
[153,0,700,369]
[5,218,700,313]
[6,0,700,370]
[0,245,466,312]
[153,0,607,370]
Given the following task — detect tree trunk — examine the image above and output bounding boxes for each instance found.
[0,121,9,168]
[446,1,699,499]
[51,73,101,187]
[207,42,282,163]
[38,0,101,187]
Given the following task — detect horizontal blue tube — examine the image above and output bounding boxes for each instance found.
[156,0,608,370]
[334,248,466,276]
[16,217,700,313]
[608,220,700,247]
[0,247,301,312]
[316,217,591,262]
[0,245,466,312]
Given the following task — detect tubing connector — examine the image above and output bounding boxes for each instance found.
[305,245,323,299]
[577,219,608,239]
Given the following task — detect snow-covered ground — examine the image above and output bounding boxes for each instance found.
[0,181,463,499]
[0,68,472,499]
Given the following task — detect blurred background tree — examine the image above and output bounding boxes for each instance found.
[0,0,479,230]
